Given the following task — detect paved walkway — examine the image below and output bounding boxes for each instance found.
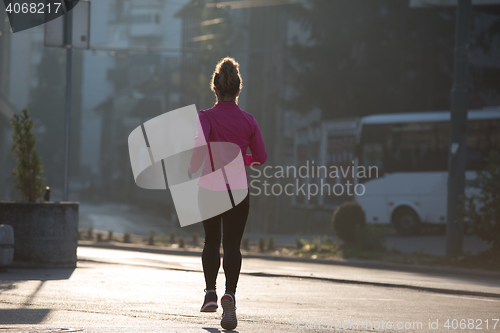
[0,246,499,332]
[78,247,500,298]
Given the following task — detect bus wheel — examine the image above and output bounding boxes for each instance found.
[393,207,421,236]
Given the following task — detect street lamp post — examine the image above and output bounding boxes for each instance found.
[63,1,73,202]
[446,0,472,257]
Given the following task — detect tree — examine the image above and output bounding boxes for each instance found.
[10,109,46,202]
[464,151,500,249]
[286,0,457,118]
[469,9,500,108]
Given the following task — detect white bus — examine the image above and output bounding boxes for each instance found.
[354,107,500,235]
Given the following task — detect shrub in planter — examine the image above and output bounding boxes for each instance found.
[10,109,46,202]
[0,109,78,268]
[331,202,366,244]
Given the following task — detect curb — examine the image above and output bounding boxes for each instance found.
[78,242,500,280]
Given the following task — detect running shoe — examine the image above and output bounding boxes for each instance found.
[200,290,218,312]
[220,292,237,330]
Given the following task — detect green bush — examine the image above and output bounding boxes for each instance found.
[123,231,131,243]
[267,237,275,251]
[464,151,500,249]
[241,237,250,250]
[331,202,366,244]
[96,233,103,242]
[107,230,113,241]
[148,230,155,246]
[87,227,93,240]
[323,236,335,246]
[296,238,305,249]
[258,238,265,252]
[169,231,176,244]
[192,232,199,246]
[312,237,322,252]
[355,224,386,251]
[295,237,339,256]
[178,236,185,248]
[156,232,168,244]
[10,109,46,202]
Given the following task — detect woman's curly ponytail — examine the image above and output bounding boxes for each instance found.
[212,57,242,101]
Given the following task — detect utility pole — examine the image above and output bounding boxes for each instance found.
[446,0,472,257]
[45,0,90,201]
[62,1,73,202]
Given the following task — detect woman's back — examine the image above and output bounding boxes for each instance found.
[190,101,266,191]
[199,101,265,163]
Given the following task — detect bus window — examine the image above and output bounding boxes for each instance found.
[362,143,384,174]
[359,119,500,175]
[384,122,449,173]
[358,124,386,181]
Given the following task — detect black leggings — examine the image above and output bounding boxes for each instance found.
[200,189,250,294]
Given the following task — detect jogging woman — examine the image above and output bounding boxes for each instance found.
[188,57,267,330]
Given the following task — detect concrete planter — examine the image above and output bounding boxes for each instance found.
[0,201,79,268]
[0,224,14,271]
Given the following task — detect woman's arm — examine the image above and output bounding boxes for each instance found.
[245,119,267,166]
[189,112,210,174]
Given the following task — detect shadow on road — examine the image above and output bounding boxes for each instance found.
[0,268,75,324]
[0,308,51,324]
[0,268,75,281]
[202,327,221,333]
[202,327,239,333]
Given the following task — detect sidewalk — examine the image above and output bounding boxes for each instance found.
[77,244,500,299]
[78,241,500,280]
[1,246,499,332]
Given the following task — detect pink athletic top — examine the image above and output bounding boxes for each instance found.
[189,101,267,189]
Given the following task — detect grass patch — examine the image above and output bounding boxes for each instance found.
[291,237,498,272]
[295,237,342,259]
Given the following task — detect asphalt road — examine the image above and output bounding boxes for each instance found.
[0,247,499,332]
